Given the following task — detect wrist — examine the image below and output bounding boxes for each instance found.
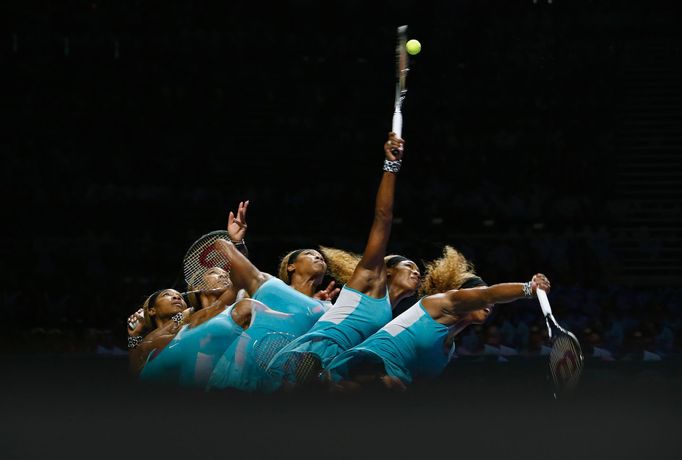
[383,159,402,173]
[171,312,185,327]
[232,238,248,257]
[521,281,533,299]
[128,335,144,349]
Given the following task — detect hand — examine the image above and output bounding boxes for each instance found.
[227,200,249,242]
[313,280,340,302]
[531,273,551,295]
[127,308,145,337]
[384,132,405,161]
[380,375,407,392]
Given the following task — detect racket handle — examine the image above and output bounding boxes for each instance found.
[536,288,553,317]
[392,110,403,139]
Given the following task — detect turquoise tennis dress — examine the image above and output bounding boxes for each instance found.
[139,305,243,388]
[266,285,393,385]
[326,300,454,385]
[252,277,327,326]
[206,299,314,393]
[138,339,182,384]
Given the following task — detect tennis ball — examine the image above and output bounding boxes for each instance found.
[406,39,421,55]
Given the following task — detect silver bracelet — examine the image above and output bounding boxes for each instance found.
[230,238,246,246]
[522,281,533,298]
[383,159,402,173]
[128,335,144,349]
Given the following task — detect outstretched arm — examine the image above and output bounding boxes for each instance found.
[346,132,404,297]
[423,274,551,326]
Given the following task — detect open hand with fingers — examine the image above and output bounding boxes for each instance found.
[227,200,249,242]
[313,280,341,302]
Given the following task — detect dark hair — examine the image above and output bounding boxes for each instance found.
[287,249,304,266]
[459,276,487,289]
[385,255,410,269]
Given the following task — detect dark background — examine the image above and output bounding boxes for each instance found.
[4,0,681,356]
[2,1,682,457]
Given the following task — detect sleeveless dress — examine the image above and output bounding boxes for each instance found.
[326,300,454,385]
[206,299,314,393]
[139,305,243,388]
[266,285,392,386]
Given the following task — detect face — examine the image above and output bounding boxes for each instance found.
[289,249,327,278]
[149,289,186,320]
[387,260,420,294]
[202,267,231,289]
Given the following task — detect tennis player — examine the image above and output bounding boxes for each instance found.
[265,132,420,387]
[325,247,551,390]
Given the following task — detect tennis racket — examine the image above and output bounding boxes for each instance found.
[252,332,298,371]
[275,351,323,386]
[391,25,409,142]
[182,230,232,290]
[537,288,584,398]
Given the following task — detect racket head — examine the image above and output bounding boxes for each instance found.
[182,230,232,290]
[548,322,585,397]
[394,25,409,107]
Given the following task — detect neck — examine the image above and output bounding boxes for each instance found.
[154,317,170,329]
[289,273,321,298]
[388,283,411,309]
[201,293,220,309]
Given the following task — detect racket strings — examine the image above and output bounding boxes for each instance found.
[282,352,322,385]
[183,230,232,290]
[550,334,584,391]
[253,333,295,371]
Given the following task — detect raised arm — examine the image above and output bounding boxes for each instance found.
[214,238,269,296]
[346,132,405,297]
[423,273,551,326]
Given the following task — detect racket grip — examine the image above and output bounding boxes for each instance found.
[536,288,553,317]
[392,110,403,139]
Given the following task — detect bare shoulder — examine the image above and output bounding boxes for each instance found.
[423,289,479,316]
[420,293,450,319]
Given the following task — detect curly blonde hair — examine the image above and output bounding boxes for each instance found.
[318,246,362,285]
[278,249,302,283]
[419,246,478,296]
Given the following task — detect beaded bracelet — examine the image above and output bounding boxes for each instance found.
[383,159,402,173]
[128,335,144,349]
[171,312,184,326]
[522,281,533,298]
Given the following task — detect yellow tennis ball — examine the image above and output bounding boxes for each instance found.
[406,39,421,55]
